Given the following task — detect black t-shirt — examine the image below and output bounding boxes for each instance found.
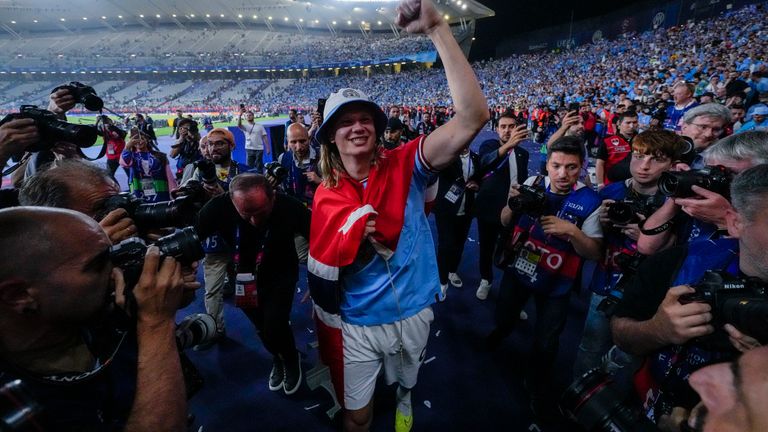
[0,327,137,431]
[613,244,688,320]
[196,193,310,286]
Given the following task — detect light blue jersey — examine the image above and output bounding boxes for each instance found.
[340,154,440,326]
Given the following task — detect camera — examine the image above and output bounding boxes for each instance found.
[51,81,104,112]
[0,105,98,159]
[110,227,204,270]
[175,313,218,351]
[101,192,204,231]
[658,165,731,198]
[607,195,664,225]
[174,180,208,202]
[597,252,645,316]
[679,270,768,350]
[194,159,218,185]
[265,161,288,183]
[508,184,547,217]
[561,369,660,432]
[110,227,204,316]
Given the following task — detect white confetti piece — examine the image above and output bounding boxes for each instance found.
[424,356,436,364]
[423,400,432,409]
[304,404,320,411]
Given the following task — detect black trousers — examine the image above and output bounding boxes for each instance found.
[477,219,501,282]
[494,269,570,397]
[241,280,298,361]
[435,212,473,285]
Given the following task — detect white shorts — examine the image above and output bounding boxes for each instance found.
[341,306,434,410]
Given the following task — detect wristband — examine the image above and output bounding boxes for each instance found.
[638,217,674,235]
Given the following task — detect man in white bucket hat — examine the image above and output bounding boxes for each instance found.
[306,1,490,431]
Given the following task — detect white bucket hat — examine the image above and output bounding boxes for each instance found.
[316,88,388,144]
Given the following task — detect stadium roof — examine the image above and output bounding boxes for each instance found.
[0,0,494,36]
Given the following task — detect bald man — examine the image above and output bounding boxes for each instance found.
[276,122,322,208]
[0,206,187,431]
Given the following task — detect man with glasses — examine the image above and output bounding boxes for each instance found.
[680,103,732,168]
[182,128,250,346]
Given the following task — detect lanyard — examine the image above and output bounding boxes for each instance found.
[233,224,269,274]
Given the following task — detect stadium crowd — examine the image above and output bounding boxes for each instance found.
[4,30,436,70]
[2,1,768,432]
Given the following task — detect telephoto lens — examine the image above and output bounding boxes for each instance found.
[175,313,218,350]
[560,369,660,432]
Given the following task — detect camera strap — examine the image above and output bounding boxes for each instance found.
[1,152,31,177]
[638,216,675,235]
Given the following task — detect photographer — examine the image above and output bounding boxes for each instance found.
[19,159,138,244]
[196,173,310,395]
[181,128,250,345]
[0,118,38,171]
[0,207,188,431]
[10,85,82,184]
[573,130,685,378]
[610,164,768,429]
[276,123,321,208]
[169,118,202,181]
[120,128,177,203]
[637,131,768,255]
[96,115,128,179]
[486,136,603,418]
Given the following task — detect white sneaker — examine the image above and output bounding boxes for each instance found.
[448,272,463,288]
[475,279,491,300]
[438,284,448,302]
[519,310,528,320]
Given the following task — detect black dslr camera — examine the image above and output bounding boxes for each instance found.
[658,165,731,198]
[51,81,104,112]
[680,270,768,350]
[597,252,646,317]
[0,105,98,160]
[508,183,547,217]
[265,161,288,183]
[606,194,664,225]
[101,192,204,231]
[194,159,218,185]
[110,227,204,315]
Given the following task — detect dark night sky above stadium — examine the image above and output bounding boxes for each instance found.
[471,0,650,59]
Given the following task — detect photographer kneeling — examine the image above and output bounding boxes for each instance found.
[0,207,188,431]
[611,164,768,431]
